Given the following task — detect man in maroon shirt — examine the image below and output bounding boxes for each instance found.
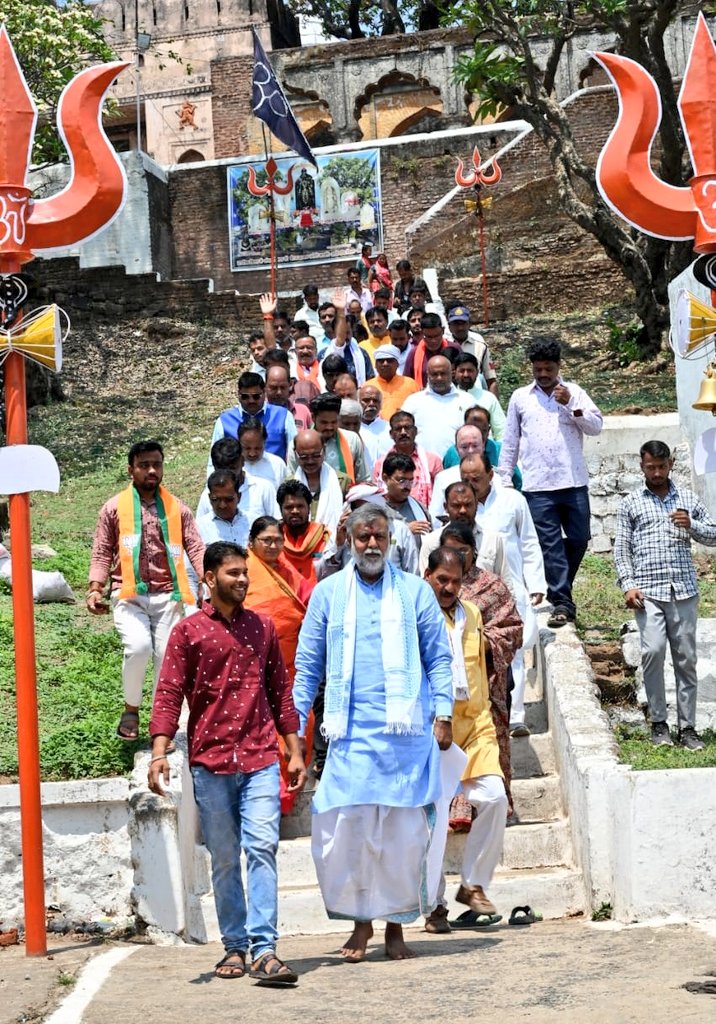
[148,541,306,984]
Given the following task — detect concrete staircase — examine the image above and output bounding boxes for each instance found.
[188,654,585,941]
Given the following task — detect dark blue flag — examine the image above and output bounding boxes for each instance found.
[251,28,317,167]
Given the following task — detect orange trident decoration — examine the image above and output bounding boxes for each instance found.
[594,12,716,252]
[247,156,295,298]
[0,27,128,956]
[454,146,502,326]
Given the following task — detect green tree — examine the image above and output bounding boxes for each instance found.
[0,0,116,164]
[449,0,707,355]
[286,0,441,39]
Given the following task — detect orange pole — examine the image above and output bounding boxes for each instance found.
[477,207,490,327]
[268,182,277,299]
[4,306,47,955]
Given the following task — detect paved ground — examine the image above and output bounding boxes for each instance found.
[0,934,100,1023]
[2,920,716,1024]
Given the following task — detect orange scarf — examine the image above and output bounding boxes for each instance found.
[282,522,330,586]
[298,360,321,386]
[413,339,448,387]
[117,483,194,604]
[244,550,312,814]
[336,429,355,484]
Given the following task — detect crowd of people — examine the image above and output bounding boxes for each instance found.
[87,250,716,983]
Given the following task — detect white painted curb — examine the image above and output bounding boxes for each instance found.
[44,946,138,1024]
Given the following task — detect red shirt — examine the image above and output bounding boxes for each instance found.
[150,603,300,774]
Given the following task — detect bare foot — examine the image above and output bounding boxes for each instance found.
[340,921,374,961]
[384,922,417,960]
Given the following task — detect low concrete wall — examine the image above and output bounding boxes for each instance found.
[28,151,157,276]
[583,413,686,553]
[609,768,716,921]
[0,752,191,940]
[540,610,716,922]
[0,778,134,931]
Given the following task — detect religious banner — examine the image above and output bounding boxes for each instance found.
[227,148,383,272]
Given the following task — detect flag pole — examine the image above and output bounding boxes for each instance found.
[260,122,278,298]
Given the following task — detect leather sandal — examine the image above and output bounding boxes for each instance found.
[214,949,246,979]
[250,951,298,985]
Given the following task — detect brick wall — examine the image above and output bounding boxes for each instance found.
[166,130,505,298]
[409,88,633,315]
[32,258,261,330]
[212,55,255,160]
[146,170,172,282]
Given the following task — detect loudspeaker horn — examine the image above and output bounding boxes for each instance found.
[0,305,63,372]
[671,289,716,358]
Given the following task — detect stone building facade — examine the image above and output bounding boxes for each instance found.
[95,0,279,165]
[93,3,708,167]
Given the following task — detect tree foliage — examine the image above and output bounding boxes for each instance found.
[448,0,710,353]
[0,0,116,164]
[286,0,441,39]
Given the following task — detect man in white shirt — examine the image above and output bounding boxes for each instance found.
[388,319,412,374]
[461,453,547,736]
[238,417,287,492]
[198,438,278,527]
[452,352,506,440]
[418,480,513,594]
[196,470,250,547]
[445,304,498,395]
[498,338,602,626]
[295,284,325,345]
[401,355,478,459]
[343,266,373,313]
[429,425,485,523]
[358,383,392,465]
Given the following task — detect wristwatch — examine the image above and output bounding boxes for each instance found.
[435,715,453,724]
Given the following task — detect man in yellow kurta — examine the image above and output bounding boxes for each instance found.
[424,545,508,933]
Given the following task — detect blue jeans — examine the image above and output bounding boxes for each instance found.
[191,762,280,957]
[524,486,591,619]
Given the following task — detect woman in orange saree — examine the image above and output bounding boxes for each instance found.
[245,516,314,814]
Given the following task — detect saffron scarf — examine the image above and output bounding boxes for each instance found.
[117,484,194,604]
[413,339,448,386]
[282,522,330,583]
[244,551,311,814]
[324,560,422,740]
[335,429,355,484]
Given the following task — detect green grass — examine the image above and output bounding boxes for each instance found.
[616,724,716,770]
[573,554,716,638]
[0,395,216,783]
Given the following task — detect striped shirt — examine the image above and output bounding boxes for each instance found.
[614,480,716,600]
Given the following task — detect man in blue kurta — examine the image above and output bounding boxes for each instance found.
[293,504,454,961]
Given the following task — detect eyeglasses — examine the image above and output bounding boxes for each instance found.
[255,535,284,546]
[390,477,414,487]
[239,392,263,401]
[296,450,322,460]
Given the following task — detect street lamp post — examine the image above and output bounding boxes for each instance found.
[135,1,152,151]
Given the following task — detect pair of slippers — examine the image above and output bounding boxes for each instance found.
[448,905,540,929]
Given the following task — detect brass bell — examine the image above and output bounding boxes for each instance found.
[692,362,716,413]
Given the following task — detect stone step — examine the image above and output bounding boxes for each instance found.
[511,773,562,821]
[525,699,548,734]
[511,731,556,778]
[192,865,585,941]
[280,769,562,840]
[275,818,572,890]
[446,819,571,873]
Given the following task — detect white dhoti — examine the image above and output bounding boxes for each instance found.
[311,804,435,923]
